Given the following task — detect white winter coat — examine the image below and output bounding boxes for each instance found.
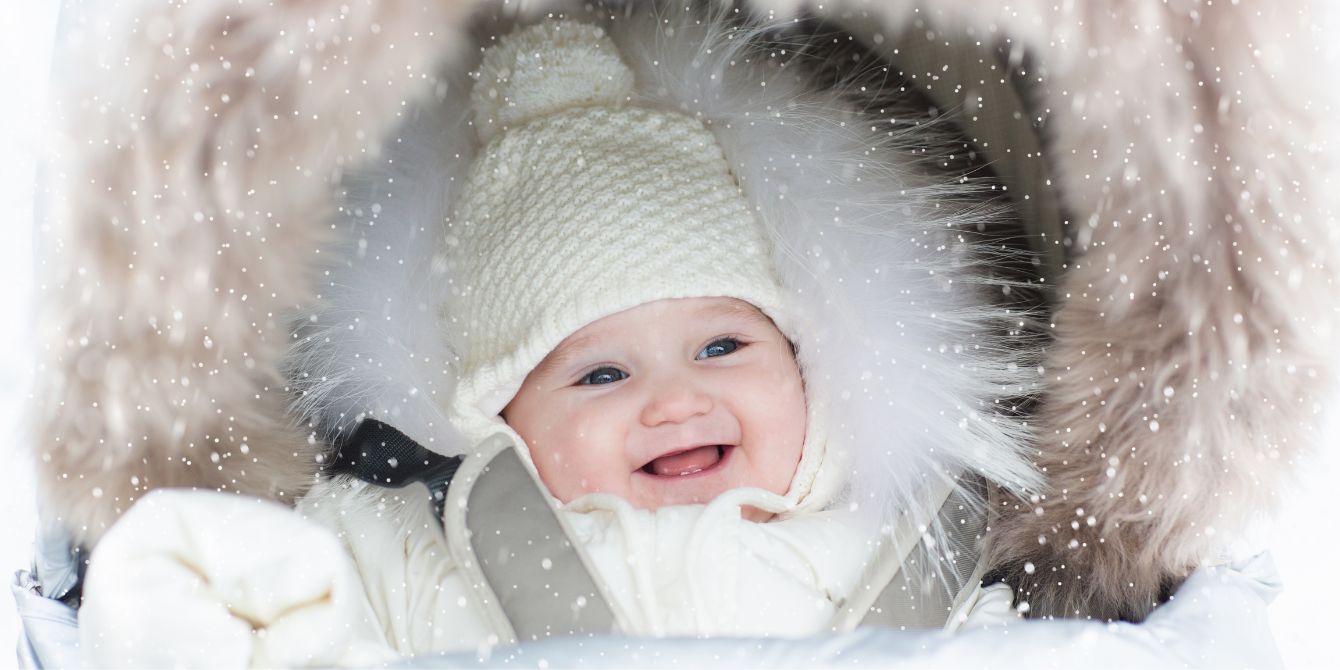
[79,477,1016,667]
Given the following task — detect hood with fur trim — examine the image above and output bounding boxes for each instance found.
[30,0,1339,624]
[286,6,1043,532]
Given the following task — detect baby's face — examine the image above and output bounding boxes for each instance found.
[502,297,806,521]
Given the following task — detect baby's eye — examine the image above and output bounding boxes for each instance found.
[578,367,628,385]
[696,337,741,360]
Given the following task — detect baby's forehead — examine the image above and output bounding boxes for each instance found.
[575,297,770,342]
[534,297,774,370]
[693,298,772,324]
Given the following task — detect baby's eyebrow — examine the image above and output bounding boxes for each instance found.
[532,332,596,378]
[697,299,772,326]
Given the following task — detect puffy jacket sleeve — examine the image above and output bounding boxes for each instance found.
[298,476,495,655]
[80,489,398,668]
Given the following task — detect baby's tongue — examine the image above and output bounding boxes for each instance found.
[649,445,720,476]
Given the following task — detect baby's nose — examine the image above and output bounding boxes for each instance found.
[639,382,713,427]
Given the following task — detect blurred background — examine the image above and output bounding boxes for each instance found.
[0,1,1335,667]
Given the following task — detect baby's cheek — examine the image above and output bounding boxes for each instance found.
[548,414,614,499]
[772,364,809,483]
[767,361,808,423]
[528,442,570,500]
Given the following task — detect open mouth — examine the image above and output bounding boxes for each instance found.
[638,445,733,478]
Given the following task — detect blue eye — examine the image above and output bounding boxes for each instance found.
[696,338,741,360]
[578,367,628,385]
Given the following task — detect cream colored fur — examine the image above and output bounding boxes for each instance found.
[31,0,480,543]
[31,0,1338,624]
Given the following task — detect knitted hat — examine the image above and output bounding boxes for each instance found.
[443,20,827,508]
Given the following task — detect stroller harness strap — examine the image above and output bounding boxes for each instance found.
[329,419,463,518]
[442,433,624,644]
[333,422,622,642]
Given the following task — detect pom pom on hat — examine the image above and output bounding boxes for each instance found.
[471,21,635,143]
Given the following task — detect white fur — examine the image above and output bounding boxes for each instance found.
[287,69,477,454]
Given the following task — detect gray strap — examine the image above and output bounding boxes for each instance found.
[444,434,620,644]
[832,476,990,630]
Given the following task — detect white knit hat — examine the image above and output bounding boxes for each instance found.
[443,20,828,508]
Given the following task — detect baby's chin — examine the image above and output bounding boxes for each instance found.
[627,489,777,522]
[627,488,778,522]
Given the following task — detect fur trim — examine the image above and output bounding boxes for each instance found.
[767,0,1340,620]
[30,0,481,543]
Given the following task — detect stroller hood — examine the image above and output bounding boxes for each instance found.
[28,0,1339,623]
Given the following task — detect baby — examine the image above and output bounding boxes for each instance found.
[79,17,1017,667]
[302,18,1011,650]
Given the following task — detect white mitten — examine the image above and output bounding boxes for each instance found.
[80,489,398,668]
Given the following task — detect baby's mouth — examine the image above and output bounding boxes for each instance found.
[639,445,731,477]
